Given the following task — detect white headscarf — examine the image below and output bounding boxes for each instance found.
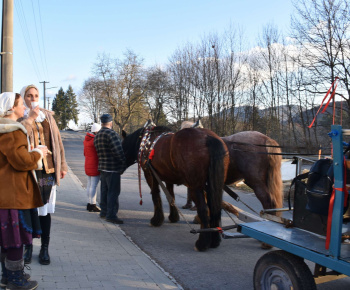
[20,84,46,122]
[0,92,16,118]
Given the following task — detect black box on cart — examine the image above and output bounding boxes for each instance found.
[293,178,350,236]
[293,179,328,236]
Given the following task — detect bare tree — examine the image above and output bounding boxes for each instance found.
[292,0,350,125]
[221,24,246,134]
[93,50,147,132]
[257,23,283,140]
[79,77,107,123]
[144,66,172,125]
[167,45,193,127]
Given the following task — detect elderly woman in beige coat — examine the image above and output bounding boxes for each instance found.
[0,92,47,289]
[19,84,68,266]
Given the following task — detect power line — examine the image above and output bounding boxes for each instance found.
[17,0,42,80]
[14,0,42,80]
[30,0,46,80]
[37,0,50,80]
[14,0,50,83]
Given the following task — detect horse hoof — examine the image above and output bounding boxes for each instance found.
[168,211,180,223]
[260,242,273,249]
[210,233,221,248]
[195,240,209,252]
[150,219,163,227]
[192,215,201,224]
[182,203,193,209]
[168,215,179,223]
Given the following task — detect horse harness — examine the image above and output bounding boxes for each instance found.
[138,128,170,164]
[136,126,245,234]
[137,126,173,205]
[136,127,206,231]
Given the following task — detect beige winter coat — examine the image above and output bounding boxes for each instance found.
[20,109,68,186]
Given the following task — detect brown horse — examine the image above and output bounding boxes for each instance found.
[222,131,283,211]
[180,121,283,212]
[122,124,229,251]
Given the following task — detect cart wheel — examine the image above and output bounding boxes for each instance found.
[253,250,316,290]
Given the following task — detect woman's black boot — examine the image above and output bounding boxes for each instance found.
[39,237,50,265]
[39,214,51,265]
[23,245,33,264]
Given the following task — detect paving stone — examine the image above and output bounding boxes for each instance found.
[27,168,180,290]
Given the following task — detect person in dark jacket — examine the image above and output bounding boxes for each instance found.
[84,123,101,212]
[94,114,126,224]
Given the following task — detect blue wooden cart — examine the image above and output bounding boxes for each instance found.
[234,125,350,289]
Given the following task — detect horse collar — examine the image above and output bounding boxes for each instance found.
[138,129,172,165]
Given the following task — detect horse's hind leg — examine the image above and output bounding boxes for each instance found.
[209,211,221,249]
[166,183,179,223]
[192,189,211,252]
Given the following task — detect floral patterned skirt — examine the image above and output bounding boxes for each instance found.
[36,170,55,204]
[0,209,41,249]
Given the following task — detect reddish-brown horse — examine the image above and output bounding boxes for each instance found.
[122,125,229,251]
[181,122,283,212]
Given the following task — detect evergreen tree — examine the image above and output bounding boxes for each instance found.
[52,86,79,130]
[65,85,79,125]
[52,87,66,130]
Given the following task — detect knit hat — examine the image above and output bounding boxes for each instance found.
[0,92,16,117]
[91,123,101,133]
[100,113,113,123]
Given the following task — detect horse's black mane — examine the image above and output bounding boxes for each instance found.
[150,126,172,134]
[126,125,172,145]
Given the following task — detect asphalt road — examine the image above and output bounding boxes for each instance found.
[61,130,350,290]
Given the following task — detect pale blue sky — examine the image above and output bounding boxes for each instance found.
[5,0,294,108]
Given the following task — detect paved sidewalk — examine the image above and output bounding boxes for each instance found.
[28,168,181,290]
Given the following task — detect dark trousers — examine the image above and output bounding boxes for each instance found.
[100,171,121,220]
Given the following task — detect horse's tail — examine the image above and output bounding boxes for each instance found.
[206,135,226,219]
[266,138,283,209]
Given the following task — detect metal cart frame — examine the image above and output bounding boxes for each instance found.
[236,125,350,289]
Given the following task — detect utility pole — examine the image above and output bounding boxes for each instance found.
[46,86,57,110]
[1,0,13,92]
[40,81,49,109]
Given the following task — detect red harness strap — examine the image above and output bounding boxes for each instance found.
[149,149,155,160]
[326,157,348,249]
[308,77,339,128]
